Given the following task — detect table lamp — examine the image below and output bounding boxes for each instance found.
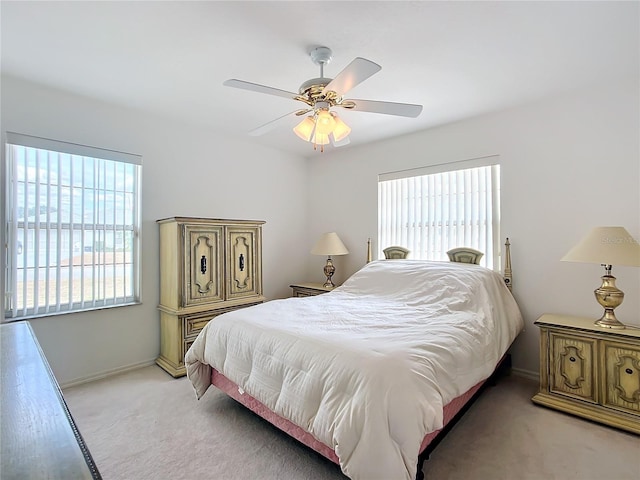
[311,232,349,288]
[561,226,640,329]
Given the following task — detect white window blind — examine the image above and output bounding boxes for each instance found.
[378,157,500,269]
[4,133,142,319]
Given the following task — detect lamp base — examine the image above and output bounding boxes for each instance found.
[593,273,625,329]
[323,257,336,288]
[595,309,626,329]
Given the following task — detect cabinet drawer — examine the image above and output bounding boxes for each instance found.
[550,332,597,403]
[293,289,316,297]
[180,303,264,364]
[182,303,264,341]
[602,341,640,414]
[183,314,214,339]
[182,308,233,340]
[292,287,325,297]
[290,283,333,297]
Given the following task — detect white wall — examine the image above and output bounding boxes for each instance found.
[3,75,638,383]
[305,78,640,375]
[1,75,310,386]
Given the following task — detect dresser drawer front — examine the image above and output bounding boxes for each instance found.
[293,290,314,297]
[292,287,324,297]
[603,341,640,414]
[550,332,597,402]
[183,314,214,339]
[183,308,237,340]
[180,303,264,362]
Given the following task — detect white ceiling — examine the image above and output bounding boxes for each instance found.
[2,1,638,158]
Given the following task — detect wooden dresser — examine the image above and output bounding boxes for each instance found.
[156,217,265,377]
[532,314,640,434]
[1,321,101,479]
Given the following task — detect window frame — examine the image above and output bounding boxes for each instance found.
[378,155,501,270]
[3,132,142,320]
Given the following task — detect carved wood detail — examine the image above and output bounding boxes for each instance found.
[193,235,215,295]
[559,345,586,390]
[550,333,595,401]
[605,343,640,412]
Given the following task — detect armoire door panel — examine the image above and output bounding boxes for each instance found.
[184,226,223,306]
[227,228,261,299]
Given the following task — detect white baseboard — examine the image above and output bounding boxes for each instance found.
[511,367,539,382]
[60,358,157,389]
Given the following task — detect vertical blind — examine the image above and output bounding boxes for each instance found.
[4,133,142,319]
[378,160,500,269]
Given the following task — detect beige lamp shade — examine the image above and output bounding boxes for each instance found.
[331,114,351,142]
[293,117,315,141]
[561,226,640,266]
[311,232,349,256]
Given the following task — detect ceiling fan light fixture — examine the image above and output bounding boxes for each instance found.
[295,110,350,151]
[293,116,316,141]
[312,131,330,152]
[331,113,351,142]
[315,109,336,135]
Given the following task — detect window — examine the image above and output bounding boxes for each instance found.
[4,133,141,319]
[378,156,501,269]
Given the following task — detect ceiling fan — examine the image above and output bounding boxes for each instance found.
[223,47,423,152]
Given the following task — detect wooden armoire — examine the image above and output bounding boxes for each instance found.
[156,217,265,377]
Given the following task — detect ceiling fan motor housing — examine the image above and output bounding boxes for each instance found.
[296,46,341,106]
[298,77,331,96]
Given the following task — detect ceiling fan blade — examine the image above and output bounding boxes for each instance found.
[322,58,381,97]
[345,99,423,118]
[248,109,310,136]
[224,79,298,100]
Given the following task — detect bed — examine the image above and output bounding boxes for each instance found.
[185,243,523,480]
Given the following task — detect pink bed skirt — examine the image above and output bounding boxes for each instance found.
[211,368,486,465]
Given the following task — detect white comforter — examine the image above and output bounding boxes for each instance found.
[186,260,523,480]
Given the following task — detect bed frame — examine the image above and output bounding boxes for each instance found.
[371,238,513,290]
[210,239,515,479]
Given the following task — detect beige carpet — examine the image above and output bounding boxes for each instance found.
[63,366,639,480]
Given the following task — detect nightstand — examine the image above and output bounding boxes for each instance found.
[290,282,335,297]
[532,313,640,434]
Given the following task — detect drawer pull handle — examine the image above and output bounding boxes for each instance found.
[200,255,207,274]
[626,368,633,375]
[239,253,245,272]
[569,357,576,362]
